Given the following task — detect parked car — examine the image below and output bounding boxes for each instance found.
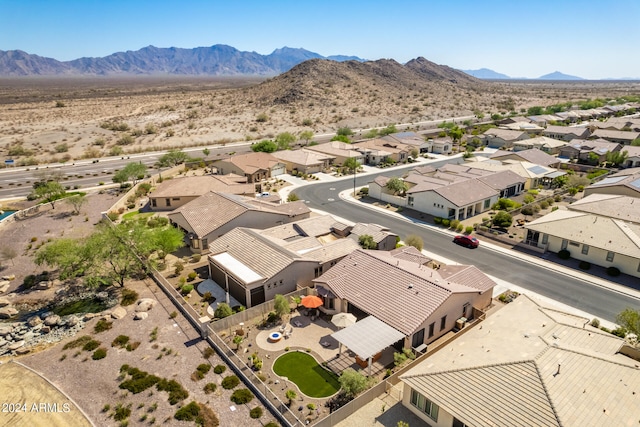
[453,235,479,248]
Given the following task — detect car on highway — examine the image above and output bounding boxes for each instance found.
[453,235,479,248]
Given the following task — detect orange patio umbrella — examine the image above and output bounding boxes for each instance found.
[300,295,324,309]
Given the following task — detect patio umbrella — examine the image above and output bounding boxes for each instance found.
[331,312,356,329]
[300,295,323,309]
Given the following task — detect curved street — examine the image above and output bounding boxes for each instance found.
[293,161,640,323]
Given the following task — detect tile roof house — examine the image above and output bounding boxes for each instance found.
[207,217,361,308]
[513,136,567,154]
[312,247,495,349]
[348,223,398,251]
[211,152,286,183]
[272,149,335,174]
[480,128,530,149]
[622,145,640,168]
[382,132,430,153]
[167,192,311,252]
[584,167,640,197]
[148,174,254,211]
[524,193,640,277]
[306,141,364,165]
[558,138,621,163]
[399,294,639,427]
[542,125,591,141]
[490,148,560,167]
[591,128,640,145]
[466,159,562,189]
[353,138,410,165]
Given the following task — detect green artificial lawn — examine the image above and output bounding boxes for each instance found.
[272,351,340,398]
[122,211,154,220]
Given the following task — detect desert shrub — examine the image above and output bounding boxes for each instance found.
[203,383,217,394]
[112,335,130,348]
[83,339,101,352]
[157,379,189,405]
[221,375,240,389]
[213,364,226,374]
[197,364,211,375]
[120,373,161,394]
[202,291,213,303]
[202,348,214,359]
[433,217,442,225]
[521,205,535,216]
[230,389,254,404]
[94,319,113,333]
[456,223,464,232]
[249,407,263,419]
[120,288,139,306]
[63,335,92,350]
[558,249,571,260]
[92,347,107,360]
[606,266,620,277]
[611,327,627,338]
[191,253,201,263]
[187,272,197,282]
[590,318,600,328]
[579,261,591,270]
[181,284,194,295]
[113,403,131,421]
[554,194,563,202]
[539,201,549,209]
[174,401,200,422]
[214,303,232,319]
[174,261,184,275]
[441,219,450,227]
[126,342,140,351]
[265,423,279,427]
[465,226,474,234]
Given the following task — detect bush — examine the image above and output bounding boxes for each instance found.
[539,201,549,209]
[441,219,450,227]
[174,261,184,275]
[230,389,254,404]
[464,226,474,234]
[92,347,107,360]
[249,407,263,419]
[590,318,601,328]
[213,365,226,374]
[187,272,197,282]
[202,348,214,359]
[433,217,442,225]
[197,364,211,375]
[113,403,131,421]
[156,379,189,405]
[121,288,139,306]
[174,401,200,422]
[492,211,513,228]
[120,370,161,394]
[203,383,217,394]
[126,342,140,351]
[181,284,194,295]
[607,266,620,277]
[112,335,130,348]
[579,261,591,270]
[221,375,240,389]
[558,249,571,260]
[450,219,460,230]
[83,339,101,352]
[191,253,201,263]
[214,303,233,319]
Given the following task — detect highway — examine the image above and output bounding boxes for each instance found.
[294,161,640,322]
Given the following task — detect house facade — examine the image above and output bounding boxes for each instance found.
[481,128,530,149]
[272,149,334,174]
[542,125,591,141]
[211,152,286,183]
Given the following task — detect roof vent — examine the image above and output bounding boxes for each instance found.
[408,284,414,289]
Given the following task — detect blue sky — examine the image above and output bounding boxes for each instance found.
[1,0,638,79]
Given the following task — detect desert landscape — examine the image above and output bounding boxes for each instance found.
[2,59,639,167]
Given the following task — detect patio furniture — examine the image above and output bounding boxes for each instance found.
[280,325,286,333]
[294,320,303,327]
[284,330,292,339]
[321,341,331,347]
[310,315,316,321]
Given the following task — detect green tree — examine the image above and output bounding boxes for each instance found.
[567,175,590,188]
[33,181,66,209]
[35,238,90,279]
[113,162,147,185]
[287,193,299,202]
[448,126,464,142]
[378,124,398,136]
[404,235,423,251]
[605,150,628,167]
[0,247,17,267]
[203,148,210,156]
[157,149,189,167]
[273,294,289,319]
[63,194,88,215]
[343,157,359,174]
[409,148,419,159]
[214,303,233,319]
[492,211,513,228]
[152,227,185,260]
[631,138,640,146]
[331,134,351,143]
[275,132,296,150]
[339,368,371,398]
[358,234,376,249]
[385,177,408,196]
[298,130,314,146]
[336,127,353,136]
[616,308,640,344]
[251,140,278,153]
[363,129,378,139]
[285,389,297,406]
[233,335,243,350]
[527,106,544,116]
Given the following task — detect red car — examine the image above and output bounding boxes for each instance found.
[453,235,479,248]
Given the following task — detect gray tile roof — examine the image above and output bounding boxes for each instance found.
[150,174,253,198]
[389,246,432,265]
[569,193,640,223]
[273,149,335,166]
[490,148,559,167]
[349,223,397,244]
[433,179,498,207]
[482,128,528,140]
[476,170,526,191]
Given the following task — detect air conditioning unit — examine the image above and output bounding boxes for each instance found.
[456,317,467,330]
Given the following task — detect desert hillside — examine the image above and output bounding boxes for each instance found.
[1,58,639,166]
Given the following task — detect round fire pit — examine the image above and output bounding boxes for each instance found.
[268,332,283,342]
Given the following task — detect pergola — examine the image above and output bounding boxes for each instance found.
[331,316,405,376]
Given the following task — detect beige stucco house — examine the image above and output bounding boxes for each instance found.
[524,193,640,277]
[272,149,335,174]
[542,125,591,141]
[591,128,640,145]
[167,192,311,252]
[211,152,285,183]
[306,141,364,165]
[400,294,639,427]
[584,167,640,197]
[312,247,495,350]
[481,128,530,149]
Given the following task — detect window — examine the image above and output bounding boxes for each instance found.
[172,197,180,201]
[151,199,157,207]
[410,389,439,421]
[606,251,615,262]
[561,239,568,250]
[440,315,447,331]
[569,241,579,247]
[165,198,171,207]
[541,234,548,245]
[412,329,425,348]
[484,199,490,209]
[408,196,414,207]
[428,322,435,338]
[581,245,589,255]
[314,267,323,278]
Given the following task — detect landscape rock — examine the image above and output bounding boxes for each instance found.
[111,306,127,320]
[0,326,12,336]
[52,279,62,287]
[0,339,7,348]
[43,315,61,326]
[33,281,52,290]
[135,298,157,312]
[15,347,30,355]
[83,313,100,321]
[0,297,10,307]
[27,315,42,327]
[0,306,18,319]
[8,340,25,350]
[65,316,79,327]
[0,281,10,293]
[1,275,15,281]
[31,323,43,332]
[134,312,148,320]
[41,326,51,334]
[40,311,54,320]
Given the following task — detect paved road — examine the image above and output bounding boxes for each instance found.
[294,162,639,322]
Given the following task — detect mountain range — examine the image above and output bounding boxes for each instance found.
[461,68,586,80]
[0,45,365,76]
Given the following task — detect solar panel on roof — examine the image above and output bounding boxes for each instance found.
[593,176,626,186]
[527,166,547,175]
[630,178,640,189]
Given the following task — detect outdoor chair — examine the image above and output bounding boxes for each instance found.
[321,341,331,348]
